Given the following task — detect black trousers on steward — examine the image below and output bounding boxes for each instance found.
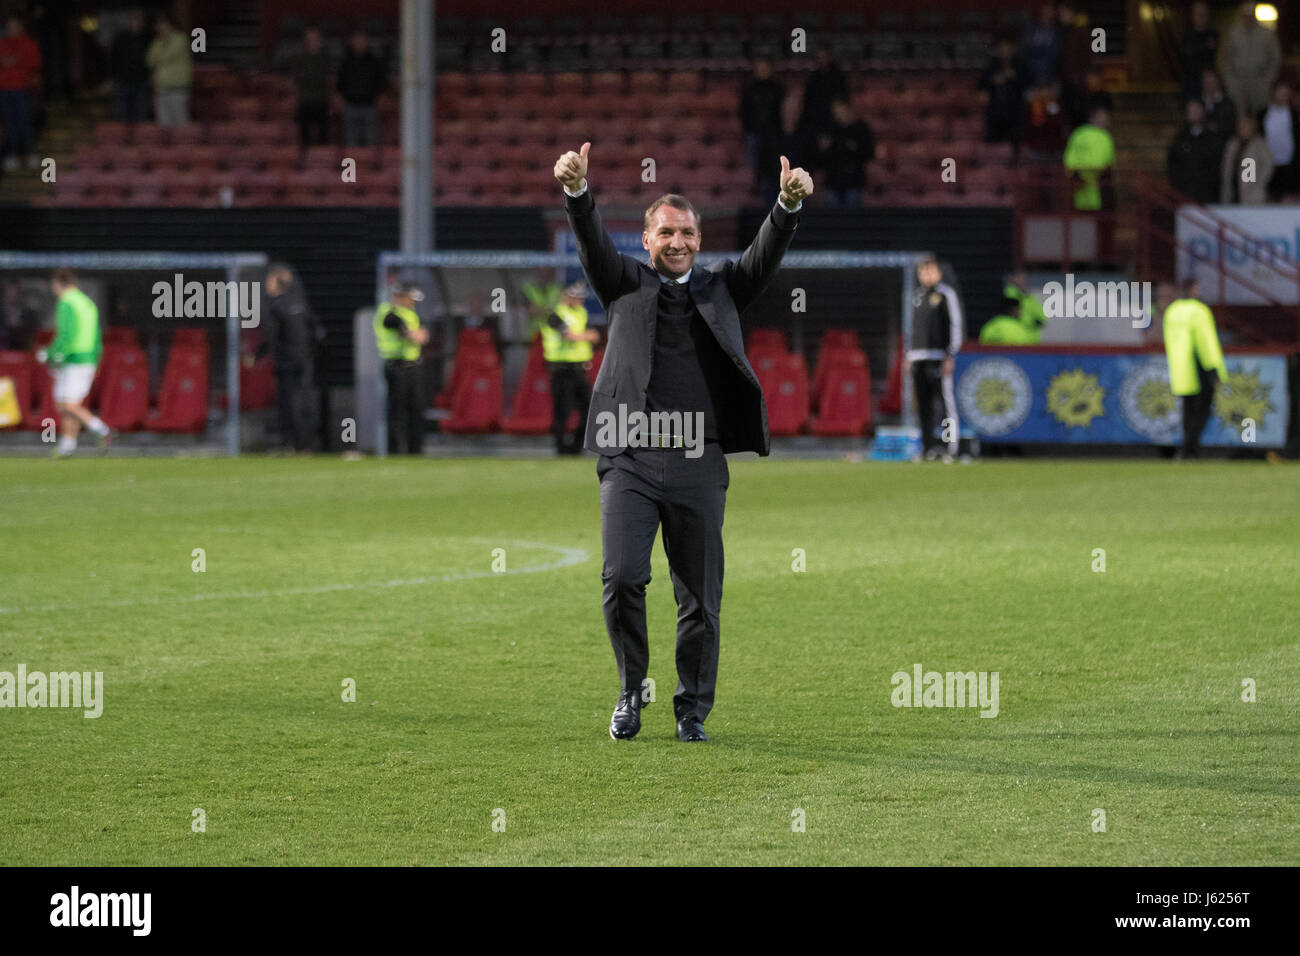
[597,442,729,723]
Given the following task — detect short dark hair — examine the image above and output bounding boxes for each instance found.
[1179,277,1199,297]
[643,194,700,233]
[52,268,77,287]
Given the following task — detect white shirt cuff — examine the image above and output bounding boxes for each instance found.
[563,182,588,198]
[778,195,802,213]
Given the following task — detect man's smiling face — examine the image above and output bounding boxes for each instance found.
[643,206,701,279]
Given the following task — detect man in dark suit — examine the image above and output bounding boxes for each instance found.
[554,141,813,743]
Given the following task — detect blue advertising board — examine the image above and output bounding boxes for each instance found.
[953,351,1289,447]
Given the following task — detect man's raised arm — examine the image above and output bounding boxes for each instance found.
[555,142,634,308]
[729,155,814,312]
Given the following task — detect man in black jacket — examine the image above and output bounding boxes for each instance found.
[554,140,812,743]
[1168,98,1225,203]
[907,257,964,461]
[109,10,150,123]
[740,55,784,202]
[337,30,387,146]
[814,97,875,207]
[258,264,324,453]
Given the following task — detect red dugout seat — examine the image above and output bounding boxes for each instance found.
[148,345,209,432]
[501,334,552,435]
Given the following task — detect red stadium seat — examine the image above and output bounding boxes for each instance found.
[764,353,810,436]
[440,351,503,433]
[26,357,57,429]
[811,330,864,412]
[148,345,209,432]
[501,335,552,435]
[94,345,149,430]
[811,350,872,436]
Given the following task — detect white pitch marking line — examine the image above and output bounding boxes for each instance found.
[0,540,589,615]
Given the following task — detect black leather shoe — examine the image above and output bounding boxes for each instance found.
[676,715,708,742]
[609,691,642,740]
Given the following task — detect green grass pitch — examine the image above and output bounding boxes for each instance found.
[1,456,1296,865]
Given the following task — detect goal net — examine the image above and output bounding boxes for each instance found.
[0,251,267,455]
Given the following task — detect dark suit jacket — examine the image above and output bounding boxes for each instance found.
[565,188,799,456]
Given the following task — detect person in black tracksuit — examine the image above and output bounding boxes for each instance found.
[260,264,324,452]
[908,257,964,460]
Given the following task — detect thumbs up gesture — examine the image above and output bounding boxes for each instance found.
[554,141,591,192]
[779,154,813,206]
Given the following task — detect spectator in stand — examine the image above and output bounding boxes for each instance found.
[109,10,150,124]
[0,16,42,172]
[813,97,874,208]
[1063,101,1115,210]
[146,14,192,127]
[1167,98,1225,204]
[1220,114,1273,204]
[337,30,387,147]
[1020,4,1060,90]
[981,36,1028,147]
[294,27,332,148]
[1023,81,1067,159]
[26,1,68,103]
[1005,270,1047,340]
[979,296,1039,345]
[1200,69,1237,140]
[1260,79,1299,201]
[1180,1,1219,102]
[1056,3,1091,127]
[740,55,785,203]
[798,48,847,143]
[1223,2,1280,120]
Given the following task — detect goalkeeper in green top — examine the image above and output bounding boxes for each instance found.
[1162,277,1227,460]
[38,270,115,456]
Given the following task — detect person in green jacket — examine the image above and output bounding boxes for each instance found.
[980,296,1041,345]
[146,14,192,126]
[1063,103,1116,210]
[38,270,114,456]
[1004,271,1047,343]
[1162,277,1227,459]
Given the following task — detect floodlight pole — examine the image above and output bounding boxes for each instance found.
[381,0,434,459]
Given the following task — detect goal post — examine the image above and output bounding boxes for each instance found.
[0,251,268,455]
[371,249,927,457]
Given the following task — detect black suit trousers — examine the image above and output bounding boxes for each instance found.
[597,444,729,723]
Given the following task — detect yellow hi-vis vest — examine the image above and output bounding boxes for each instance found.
[1163,298,1227,396]
[374,301,421,361]
[540,301,593,364]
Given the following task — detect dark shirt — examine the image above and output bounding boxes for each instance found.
[1180,27,1219,88]
[981,55,1028,126]
[741,76,784,136]
[644,280,726,441]
[1167,126,1224,204]
[799,64,847,134]
[294,50,333,106]
[260,284,322,369]
[815,119,875,190]
[109,28,150,86]
[1021,22,1060,87]
[337,51,387,106]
